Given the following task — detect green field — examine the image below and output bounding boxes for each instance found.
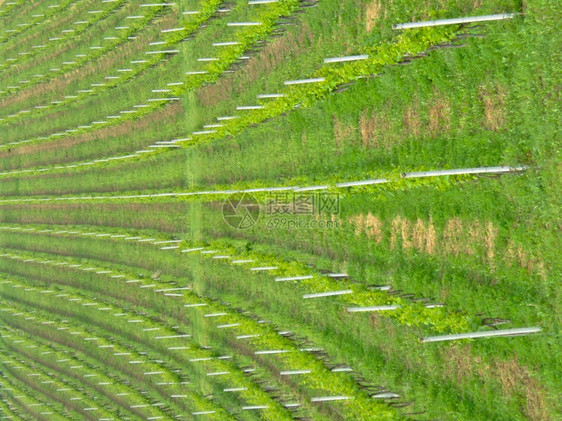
[0,0,560,419]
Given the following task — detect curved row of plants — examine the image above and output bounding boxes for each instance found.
[0,0,298,146]
[0,247,406,420]
[0,24,463,174]
[0,223,482,335]
[0,0,504,172]
[0,0,302,147]
[0,0,76,45]
[0,348,117,420]
[0,0,223,117]
[0,367,68,421]
[0,275,289,420]
[0,298,235,420]
[0,0,125,73]
[0,221,520,420]
[0,165,510,205]
[0,1,170,111]
[0,324,184,420]
[0,0,27,20]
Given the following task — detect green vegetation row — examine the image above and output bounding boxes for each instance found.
[0,226,508,420]
[0,217,532,416]
[0,348,117,420]
[0,0,516,171]
[0,324,182,420]
[0,0,75,45]
[0,0,27,20]
[0,246,404,420]
[0,0,300,146]
[0,224,490,335]
[0,1,169,108]
[0,298,233,420]
[0,0,124,72]
[0,277,274,420]
[0,368,68,421]
[0,29,463,176]
[0,0,219,117]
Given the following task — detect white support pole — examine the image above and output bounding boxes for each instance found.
[347,305,399,312]
[275,275,313,282]
[311,396,350,402]
[402,166,528,178]
[303,290,353,299]
[393,13,518,30]
[284,77,325,85]
[421,327,541,343]
[324,54,368,63]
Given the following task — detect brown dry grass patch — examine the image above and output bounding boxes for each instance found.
[390,216,406,249]
[427,90,451,135]
[443,344,482,383]
[359,107,395,148]
[494,357,550,420]
[349,213,383,243]
[505,239,547,279]
[365,0,382,32]
[442,217,466,256]
[402,99,422,138]
[412,217,436,254]
[332,115,355,149]
[480,84,507,131]
[351,214,501,263]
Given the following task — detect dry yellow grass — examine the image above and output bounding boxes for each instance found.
[427,90,451,136]
[480,83,508,131]
[332,115,355,149]
[365,0,382,32]
[359,107,395,148]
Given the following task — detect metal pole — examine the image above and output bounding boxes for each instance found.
[393,13,518,29]
[421,327,541,343]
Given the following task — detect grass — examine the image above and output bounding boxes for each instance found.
[0,0,560,419]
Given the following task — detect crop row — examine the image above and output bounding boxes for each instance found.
[0,369,67,421]
[0,165,525,206]
[0,214,547,419]
[0,0,209,115]
[0,298,234,420]
[0,223,494,337]
[0,0,299,122]
[0,1,170,106]
[0,0,27,20]
[0,348,117,420]
[0,324,188,420]
[0,22,465,172]
[0,275,286,420]
[0,0,504,172]
[0,0,126,72]
[0,246,406,420]
[0,0,301,147]
[0,0,76,46]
